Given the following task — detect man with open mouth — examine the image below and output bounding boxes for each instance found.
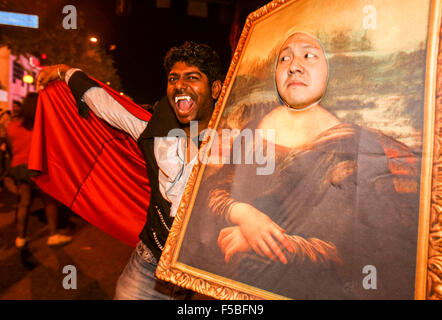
[36,41,223,300]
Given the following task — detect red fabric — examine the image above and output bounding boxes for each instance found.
[28,80,152,247]
[7,120,33,167]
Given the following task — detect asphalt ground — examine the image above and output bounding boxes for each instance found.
[0,185,133,300]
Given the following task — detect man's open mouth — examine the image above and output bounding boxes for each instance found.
[174,95,195,113]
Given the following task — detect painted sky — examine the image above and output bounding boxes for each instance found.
[239,0,431,69]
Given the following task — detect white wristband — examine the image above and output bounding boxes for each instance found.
[64,68,82,84]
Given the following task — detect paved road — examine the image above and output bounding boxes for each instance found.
[0,187,133,300]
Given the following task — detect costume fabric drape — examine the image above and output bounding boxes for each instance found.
[28,80,151,247]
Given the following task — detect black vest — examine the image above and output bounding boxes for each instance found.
[137,96,187,261]
[68,71,184,261]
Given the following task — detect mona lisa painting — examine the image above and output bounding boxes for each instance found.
[156,0,442,299]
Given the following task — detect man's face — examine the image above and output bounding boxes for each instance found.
[167,62,218,127]
[275,33,328,110]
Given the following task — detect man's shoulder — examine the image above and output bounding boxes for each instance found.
[359,126,419,182]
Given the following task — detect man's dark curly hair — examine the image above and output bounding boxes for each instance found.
[163,41,223,86]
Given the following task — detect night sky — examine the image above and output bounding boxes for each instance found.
[0,0,269,104]
[78,0,241,105]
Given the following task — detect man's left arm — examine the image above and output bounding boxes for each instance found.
[37,64,148,141]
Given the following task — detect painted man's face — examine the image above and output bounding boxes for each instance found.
[166,62,220,127]
[275,33,328,110]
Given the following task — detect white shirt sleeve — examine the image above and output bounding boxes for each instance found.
[65,69,148,141]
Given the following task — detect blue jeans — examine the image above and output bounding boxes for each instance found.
[114,241,194,300]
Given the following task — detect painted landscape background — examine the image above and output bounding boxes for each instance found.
[218,0,431,151]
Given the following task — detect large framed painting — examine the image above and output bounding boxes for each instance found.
[156,0,442,299]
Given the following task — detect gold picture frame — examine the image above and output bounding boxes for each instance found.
[156,0,442,300]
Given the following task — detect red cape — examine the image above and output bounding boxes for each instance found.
[28,80,151,247]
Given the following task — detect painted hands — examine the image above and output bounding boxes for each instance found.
[219,202,294,264]
[217,226,251,263]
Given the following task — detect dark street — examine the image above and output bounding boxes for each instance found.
[0,186,133,300]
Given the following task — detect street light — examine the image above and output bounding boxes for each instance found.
[23,74,34,84]
[89,36,98,43]
[23,74,34,94]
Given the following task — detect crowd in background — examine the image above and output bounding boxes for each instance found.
[0,93,71,250]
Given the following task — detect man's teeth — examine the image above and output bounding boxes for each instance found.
[175,96,192,103]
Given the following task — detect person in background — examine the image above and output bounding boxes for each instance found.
[7,93,72,249]
[11,100,22,118]
[0,105,12,186]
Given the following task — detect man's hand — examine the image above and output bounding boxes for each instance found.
[217,226,251,263]
[229,202,294,264]
[36,64,70,91]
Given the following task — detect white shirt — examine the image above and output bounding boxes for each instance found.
[65,68,196,217]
